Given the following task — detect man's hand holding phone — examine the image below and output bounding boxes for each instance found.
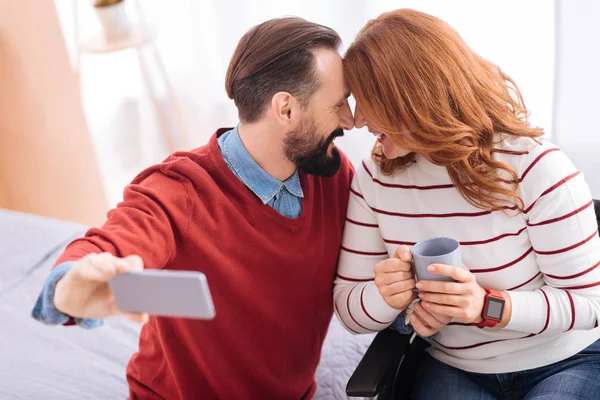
[54,252,148,323]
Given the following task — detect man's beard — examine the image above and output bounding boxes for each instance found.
[283,119,344,178]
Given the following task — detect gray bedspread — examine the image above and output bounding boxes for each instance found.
[0,209,373,399]
[0,209,140,399]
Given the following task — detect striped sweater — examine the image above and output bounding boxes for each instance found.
[334,135,600,373]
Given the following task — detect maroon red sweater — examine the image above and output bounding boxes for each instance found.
[55,129,353,399]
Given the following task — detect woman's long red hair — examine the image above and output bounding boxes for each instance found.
[344,9,543,211]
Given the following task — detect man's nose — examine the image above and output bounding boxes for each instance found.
[339,103,354,131]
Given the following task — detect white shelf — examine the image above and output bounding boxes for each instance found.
[79,24,157,54]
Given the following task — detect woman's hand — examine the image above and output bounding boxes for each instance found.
[373,245,417,310]
[415,264,486,324]
[410,301,452,336]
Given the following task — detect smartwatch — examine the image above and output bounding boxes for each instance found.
[475,288,505,328]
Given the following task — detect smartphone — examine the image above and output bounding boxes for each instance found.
[109,269,216,319]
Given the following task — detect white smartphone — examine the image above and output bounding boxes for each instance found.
[109,269,216,319]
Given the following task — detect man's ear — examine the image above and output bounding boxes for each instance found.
[271,92,298,126]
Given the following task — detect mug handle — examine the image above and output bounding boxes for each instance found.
[408,259,422,292]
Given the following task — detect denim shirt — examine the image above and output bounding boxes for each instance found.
[219,126,304,215]
[31,126,304,328]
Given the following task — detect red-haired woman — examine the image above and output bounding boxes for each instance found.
[335,9,600,399]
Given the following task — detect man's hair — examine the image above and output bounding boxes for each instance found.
[225,17,341,123]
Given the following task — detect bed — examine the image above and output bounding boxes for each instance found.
[0,208,374,399]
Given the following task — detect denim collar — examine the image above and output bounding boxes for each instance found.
[221,126,304,204]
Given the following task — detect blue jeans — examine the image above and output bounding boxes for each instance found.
[412,339,600,399]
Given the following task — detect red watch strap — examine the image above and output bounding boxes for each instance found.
[485,288,504,300]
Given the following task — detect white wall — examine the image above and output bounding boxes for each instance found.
[553,0,600,198]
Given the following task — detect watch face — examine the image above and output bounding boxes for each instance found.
[486,298,505,320]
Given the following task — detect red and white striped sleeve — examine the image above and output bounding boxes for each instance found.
[505,141,600,334]
[333,161,401,334]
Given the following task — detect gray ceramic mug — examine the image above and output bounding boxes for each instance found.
[411,237,461,290]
